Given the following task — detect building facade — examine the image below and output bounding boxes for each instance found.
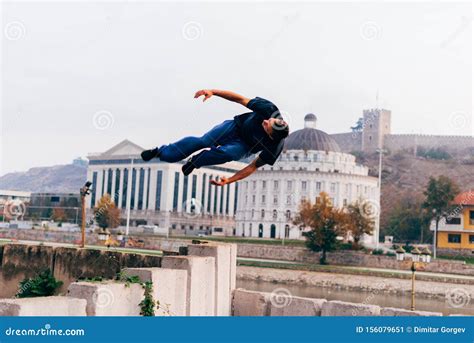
[235,114,380,243]
[431,190,474,256]
[86,140,246,236]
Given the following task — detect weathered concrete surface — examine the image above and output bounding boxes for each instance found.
[269,295,327,316]
[122,267,187,316]
[188,242,237,316]
[0,296,86,316]
[0,244,54,298]
[67,281,144,316]
[237,266,474,299]
[321,300,381,316]
[232,289,270,316]
[54,247,162,293]
[162,256,215,316]
[380,307,443,316]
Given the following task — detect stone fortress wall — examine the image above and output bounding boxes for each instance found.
[329,108,474,155]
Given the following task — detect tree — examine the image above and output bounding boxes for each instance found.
[294,192,348,264]
[93,194,121,230]
[350,117,364,132]
[422,176,459,258]
[385,195,431,243]
[51,208,68,223]
[346,199,375,248]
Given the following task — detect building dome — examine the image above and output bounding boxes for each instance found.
[284,115,341,152]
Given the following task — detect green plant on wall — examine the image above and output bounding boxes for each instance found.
[115,272,158,317]
[16,269,63,298]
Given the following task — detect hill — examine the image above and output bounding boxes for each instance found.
[0,164,88,193]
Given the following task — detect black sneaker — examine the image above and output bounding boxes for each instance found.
[182,159,196,176]
[141,147,160,161]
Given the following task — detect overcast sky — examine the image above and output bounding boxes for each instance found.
[1,1,472,175]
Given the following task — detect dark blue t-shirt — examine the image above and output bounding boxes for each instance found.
[233,97,285,166]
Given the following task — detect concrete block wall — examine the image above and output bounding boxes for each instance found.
[187,242,237,315]
[122,267,188,316]
[232,289,444,317]
[67,281,145,316]
[162,255,216,316]
[0,296,87,316]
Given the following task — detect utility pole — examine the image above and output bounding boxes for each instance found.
[125,156,134,236]
[79,181,92,248]
[375,148,386,250]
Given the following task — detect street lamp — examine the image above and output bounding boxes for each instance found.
[393,245,431,311]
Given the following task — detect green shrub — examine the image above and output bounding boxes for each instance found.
[371,249,384,255]
[16,269,63,298]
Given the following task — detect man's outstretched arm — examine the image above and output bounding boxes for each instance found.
[211,157,265,186]
[194,89,250,107]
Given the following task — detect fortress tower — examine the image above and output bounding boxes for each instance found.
[362,109,392,153]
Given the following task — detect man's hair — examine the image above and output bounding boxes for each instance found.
[271,120,289,141]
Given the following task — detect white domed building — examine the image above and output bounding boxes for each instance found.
[235,114,380,244]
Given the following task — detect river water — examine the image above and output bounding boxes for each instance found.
[237,279,474,316]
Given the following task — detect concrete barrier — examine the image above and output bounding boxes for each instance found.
[380,307,443,316]
[188,242,237,316]
[122,267,187,316]
[321,300,381,316]
[232,289,270,316]
[67,281,144,316]
[269,295,327,316]
[162,255,215,316]
[0,296,86,316]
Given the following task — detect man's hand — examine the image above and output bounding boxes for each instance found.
[194,89,213,102]
[210,176,229,186]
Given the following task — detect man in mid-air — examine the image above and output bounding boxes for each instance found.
[141,89,289,186]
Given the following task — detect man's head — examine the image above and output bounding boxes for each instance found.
[262,118,289,141]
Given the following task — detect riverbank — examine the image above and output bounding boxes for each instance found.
[236,266,474,300]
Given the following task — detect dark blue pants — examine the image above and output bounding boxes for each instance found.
[159,120,251,168]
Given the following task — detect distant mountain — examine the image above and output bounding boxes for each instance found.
[0,164,88,193]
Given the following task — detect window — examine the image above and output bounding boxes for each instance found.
[285,225,290,238]
[273,209,277,219]
[302,181,307,191]
[262,181,267,189]
[245,195,248,205]
[287,181,292,190]
[262,195,266,204]
[330,183,336,193]
[316,182,321,192]
[253,181,257,190]
[286,210,291,220]
[470,211,474,225]
[273,196,278,205]
[252,195,256,205]
[251,209,255,218]
[448,234,461,244]
[274,180,279,190]
[343,199,348,206]
[172,172,180,211]
[446,217,461,225]
[469,235,474,244]
[155,170,163,211]
[261,209,265,219]
[286,195,291,205]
